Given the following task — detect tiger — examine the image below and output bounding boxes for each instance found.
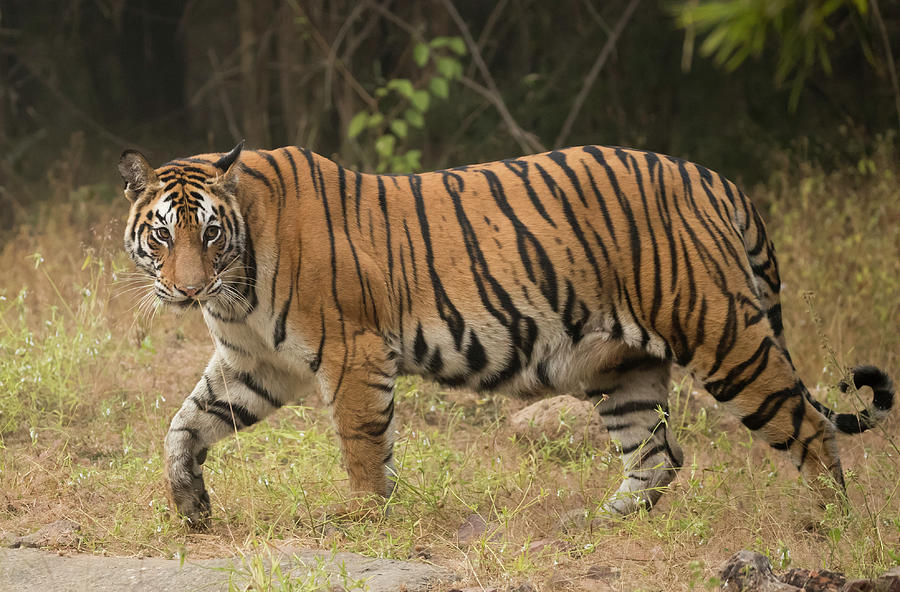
[118,141,894,527]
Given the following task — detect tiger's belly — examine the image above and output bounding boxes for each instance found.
[396,309,642,397]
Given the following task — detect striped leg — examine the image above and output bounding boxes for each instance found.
[703,334,844,501]
[164,353,284,526]
[595,359,683,515]
[320,331,397,506]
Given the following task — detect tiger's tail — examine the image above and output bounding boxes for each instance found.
[809,366,895,435]
[733,186,895,436]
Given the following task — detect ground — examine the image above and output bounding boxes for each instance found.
[0,145,898,591]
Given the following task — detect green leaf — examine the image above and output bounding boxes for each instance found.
[430,36,466,55]
[429,76,449,99]
[411,89,430,112]
[367,112,384,128]
[447,36,466,55]
[413,43,430,67]
[405,149,422,170]
[374,134,395,158]
[375,87,388,98]
[404,108,425,128]
[390,119,408,139]
[386,78,415,98]
[347,112,368,139]
[436,56,463,80]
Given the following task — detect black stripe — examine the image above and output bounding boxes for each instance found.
[465,330,488,373]
[601,399,666,417]
[273,276,293,348]
[481,169,560,312]
[207,398,259,427]
[621,440,668,458]
[340,168,370,319]
[235,371,282,407]
[740,382,804,431]
[503,160,557,228]
[408,174,466,349]
[705,338,775,403]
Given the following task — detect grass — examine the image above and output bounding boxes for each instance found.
[0,143,898,590]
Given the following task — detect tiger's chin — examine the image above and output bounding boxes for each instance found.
[154,294,206,312]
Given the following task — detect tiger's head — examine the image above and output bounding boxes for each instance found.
[119,141,247,308]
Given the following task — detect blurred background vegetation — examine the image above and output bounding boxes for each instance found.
[1,0,899,232]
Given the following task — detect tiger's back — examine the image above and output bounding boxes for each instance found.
[119,142,893,525]
[352,146,771,397]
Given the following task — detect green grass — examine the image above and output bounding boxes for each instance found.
[0,144,898,590]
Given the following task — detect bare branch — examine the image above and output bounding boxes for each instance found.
[207,49,242,142]
[284,0,377,110]
[439,0,545,154]
[457,76,543,154]
[554,0,640,148]
[19,60,146,151]
[366,0,424,42]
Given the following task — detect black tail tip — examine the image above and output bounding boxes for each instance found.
[839,365,894,411]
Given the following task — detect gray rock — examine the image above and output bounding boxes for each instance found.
[456,513,501,546]
[509,395,606,446]
[0,546,451,592]
[5,519,81,549]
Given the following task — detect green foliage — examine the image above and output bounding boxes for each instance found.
[347,36,466,173]
[0,253,112,437]
[673,0,871,109]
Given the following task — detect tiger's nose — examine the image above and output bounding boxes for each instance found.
[180,285,201,298]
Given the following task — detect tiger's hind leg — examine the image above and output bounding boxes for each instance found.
[591,358,684,515]
[699,328,845,503]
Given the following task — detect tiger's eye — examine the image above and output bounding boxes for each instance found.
[154,227,171,242]
[204,226,221,243]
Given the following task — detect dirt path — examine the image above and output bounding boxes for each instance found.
[0,546,451,591]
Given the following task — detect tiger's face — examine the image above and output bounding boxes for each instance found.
[119,143,246,307]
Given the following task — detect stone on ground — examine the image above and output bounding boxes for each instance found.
[509,395,606,446]
[0,546,450,592]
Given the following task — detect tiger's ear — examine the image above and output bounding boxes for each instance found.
[118,150,159,202]
[211,140,244,192]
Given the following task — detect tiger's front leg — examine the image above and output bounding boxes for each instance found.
[320,331,397,511]
[164,353,284,527]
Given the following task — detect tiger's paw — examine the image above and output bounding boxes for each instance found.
[165,468,212,529]
[172,487,212,530]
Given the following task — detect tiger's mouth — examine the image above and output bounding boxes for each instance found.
[153,277,225,306]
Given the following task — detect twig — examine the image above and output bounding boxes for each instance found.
[208,49,242,141]
[554,0,640,148]
[323,1,369,112]
[472,0,510,76]
[366,0,425,42]
[20,60,146,151]
[284,0,377,109]
[436,102,491,168]
[870,0,900,129]
[439,0,545,154]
